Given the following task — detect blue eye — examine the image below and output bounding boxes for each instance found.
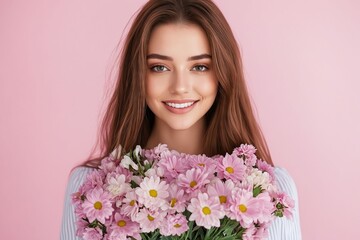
[151,65,169,72]
[192,65,208,72]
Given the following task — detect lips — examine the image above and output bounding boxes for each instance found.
[165,101,195,109]
[162,100,199,113]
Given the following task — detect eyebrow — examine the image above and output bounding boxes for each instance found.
[147,53,212,61]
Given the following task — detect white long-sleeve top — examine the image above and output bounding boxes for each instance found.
[60,167,301,239]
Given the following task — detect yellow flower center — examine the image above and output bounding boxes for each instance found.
[117,220,126,227]
[149,189,158,197]
[147,214,155,221]
[174,223,181,228]
[170,198,177,208]
[94,201,102,210]
[198,163,205,167]
[239,204,247,213]
[226,167,234,174]
[190,181,197,188]
[219,195,227,204]
[202,206,211,215]
[130,200,135,206]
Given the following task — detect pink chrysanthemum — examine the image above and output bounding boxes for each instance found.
[74,203,86,221]
[160,213,189,236]
[135,208,166,233]
[256,159,275,182]
[167,183,187,213]
[233,144,256,155]
[177,168,210,195]
[82,187,114,223]
[254,192,274,223]
[154,143,169,155]
[143,143,169,162]
[106,174,131,198]
[232,144,257,167]
[135,176,169,210]
[114,165,133,181]
[145,166,164,178]
[254,222,271,239]
[207,179,235,207]
[108,213,140,239]
[187,192,225,229]
[121,191,140,221]
[82,170,105,192]
[228,188,272,228]
[188,154,217,176]
[217,153,246,182]
[82,227,103,240]
[71,191,83,206]
[242,223,257,240]
[243,222,270,240]
[176,152,192,171]
[272,191,295,219]
[75,218,88,237]
[157,154,186,182]
[73,143,294,240]
[100,156,117,174]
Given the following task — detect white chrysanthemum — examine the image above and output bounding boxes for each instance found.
[134,145,142,159]
[120,155,139,170]
[106,174,131,197]
[246,169,271,190]
[145,166,164,178]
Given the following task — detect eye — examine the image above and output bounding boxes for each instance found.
[150,65,169,72]
[191,65,208,72]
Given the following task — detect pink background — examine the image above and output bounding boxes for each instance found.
[1,0,359,239]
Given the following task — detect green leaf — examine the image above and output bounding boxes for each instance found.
[253,185,263,197]
[141,230,161,240]
[274,209,284,217]
[144,163,152,171]
[130,180,139,188]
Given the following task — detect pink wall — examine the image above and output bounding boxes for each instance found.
[1,0,359,239]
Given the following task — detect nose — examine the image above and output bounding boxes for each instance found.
[170,69,190,94]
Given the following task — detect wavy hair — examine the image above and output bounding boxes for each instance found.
[85,0,273,167]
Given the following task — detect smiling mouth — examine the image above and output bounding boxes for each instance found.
[163,100,198,109]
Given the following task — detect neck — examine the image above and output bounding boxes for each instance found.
[145,119,206,155]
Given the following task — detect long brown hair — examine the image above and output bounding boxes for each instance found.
[84,0,273,167]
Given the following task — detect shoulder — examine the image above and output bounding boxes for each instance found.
[273,166,295,184]
[268,167,302,239]
[60,166,96,239]
[273,167,298,200]
[69,166,95,180]
[66,166,96,193]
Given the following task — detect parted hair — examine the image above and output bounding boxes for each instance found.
[85,0,273,167]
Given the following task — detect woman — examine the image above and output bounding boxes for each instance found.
[61,0,301,239]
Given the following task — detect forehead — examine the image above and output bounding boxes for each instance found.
[147,23,211,56]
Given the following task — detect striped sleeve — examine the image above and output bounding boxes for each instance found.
[268,167,302,240]
[60,167,94,240]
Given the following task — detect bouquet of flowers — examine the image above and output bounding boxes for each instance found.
[72,144,294,240]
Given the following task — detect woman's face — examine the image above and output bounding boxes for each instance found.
[145,23,218,131]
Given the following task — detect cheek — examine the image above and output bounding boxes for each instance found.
[145,77,167,102]
[198,78,218,97]
[145,77,157,98]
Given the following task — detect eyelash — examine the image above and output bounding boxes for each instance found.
[191,64,208,72]
[149,64,209,72]
[150,65,169,72]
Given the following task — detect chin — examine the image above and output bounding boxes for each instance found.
[165,120,198,131]
[153,114,205,132]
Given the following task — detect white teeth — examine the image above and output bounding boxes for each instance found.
[165,102,195,109]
